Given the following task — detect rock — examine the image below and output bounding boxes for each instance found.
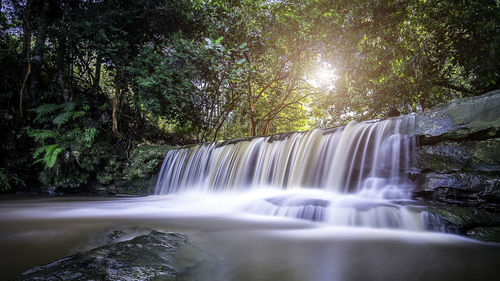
[466,227,500,242]
[415,139,500,173]
[414,90,500,143]
[15,231,188,281]
[414,172,500,204]
[423,205,500,236]
[387,107,400,117]
[408,90,500,217]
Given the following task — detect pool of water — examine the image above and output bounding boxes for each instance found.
[0,192,499,281]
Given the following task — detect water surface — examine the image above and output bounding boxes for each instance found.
[1,192,499,281]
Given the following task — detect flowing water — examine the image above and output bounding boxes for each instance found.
[1,117,499,280]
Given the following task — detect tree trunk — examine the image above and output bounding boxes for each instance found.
[250,118,257,136]
[93,54,102,93]
[29,0,50,104]
[112,87,122,137]
[18,0,32,117]
[56,34,68,101]
[112,69,123,138]
[262,120,271,135]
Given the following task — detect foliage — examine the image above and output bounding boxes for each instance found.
[26,99,100,189]
[122,145,174,182]
[0,168,26,191]
[0,0,498,192]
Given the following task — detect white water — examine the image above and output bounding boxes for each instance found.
[155,117,424,230]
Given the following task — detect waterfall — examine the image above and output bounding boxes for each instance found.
[155,116,424,230]
[156,116,415,196]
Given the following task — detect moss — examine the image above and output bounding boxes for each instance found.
[466,227,500,243]
[426,205,500,242]
[123,145,174,182]
[94,145,176,195]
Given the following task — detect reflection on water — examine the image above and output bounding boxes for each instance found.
[0,192,499,281]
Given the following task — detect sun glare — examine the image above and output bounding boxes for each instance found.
[309,61,338,90]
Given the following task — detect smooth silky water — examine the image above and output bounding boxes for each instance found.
[1,116,499,280]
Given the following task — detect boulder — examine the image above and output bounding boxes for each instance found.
[414,90,500,143]
[15,231,190,281]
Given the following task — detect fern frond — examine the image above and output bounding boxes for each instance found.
[63,101,76,112]
[47,147,63,168]
[42,144,62,168]
[72,111,85,119]
[52,111,72,127]
[27,129,56,141]
[33,146,45,159]
[83,128,98,147]
[34,104,62,120]
[39,171,52,186]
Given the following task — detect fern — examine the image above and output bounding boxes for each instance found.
[83,127,98,147]
[26,128,56,141]
[52,111,72,127]
[39,171,52,186]
[47,147,63,168]
[33,146,46,159]
[33,144,64,169]
[63,101,77,112]
[34,104,62,121]
[72,111,85,119]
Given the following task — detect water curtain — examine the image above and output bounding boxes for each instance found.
[156,116,416,197]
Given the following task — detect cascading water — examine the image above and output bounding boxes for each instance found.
[155,116,428,230]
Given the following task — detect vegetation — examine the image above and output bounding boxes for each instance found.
[0,0,498,192]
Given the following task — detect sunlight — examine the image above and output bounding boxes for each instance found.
[309,61,338,90]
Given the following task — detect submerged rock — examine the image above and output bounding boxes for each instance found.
[15,231,188,281]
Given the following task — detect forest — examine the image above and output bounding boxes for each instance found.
[1,0,499,192]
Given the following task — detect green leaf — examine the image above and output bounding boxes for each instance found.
[33,146,45,160]
[33,104,62,121]
[72,111,85,119]
[215,36,224,44]
[238,42,247,49]
[47,148,63,168]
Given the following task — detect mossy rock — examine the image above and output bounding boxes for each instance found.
[415,139,500,173]
[96,144,175,195]
[466,227,500,243]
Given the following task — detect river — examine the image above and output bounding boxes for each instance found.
[1,192,499,281]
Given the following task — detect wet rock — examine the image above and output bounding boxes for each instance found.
[415,172,500,204]
[423,205,500,237]
[466,227,500,242]
[409,90,500,207]
[414,90,500,143]
[106,230,127,241]
[15,231,188,281]
[415,139,500,173]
